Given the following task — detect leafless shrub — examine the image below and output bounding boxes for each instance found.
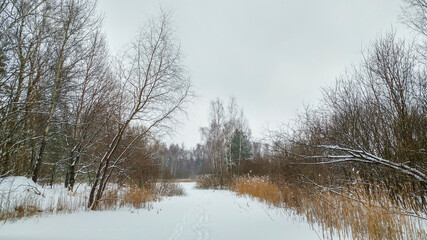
[156,181,185,197]
[195,174,232,189]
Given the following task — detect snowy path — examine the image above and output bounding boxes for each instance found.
[0,182,322,240]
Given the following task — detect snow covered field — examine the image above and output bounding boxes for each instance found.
[0,182,324,240]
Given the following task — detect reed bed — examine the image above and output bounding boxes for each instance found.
[233,176,427,240]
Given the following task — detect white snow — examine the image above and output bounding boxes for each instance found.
[0,176,89,213]
[0,182,324,240]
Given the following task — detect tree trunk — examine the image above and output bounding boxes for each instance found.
[32,121,50,183]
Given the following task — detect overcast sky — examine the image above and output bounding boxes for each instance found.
[98,0,407,148]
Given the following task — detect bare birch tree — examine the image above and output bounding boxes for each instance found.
[201,98,227,187]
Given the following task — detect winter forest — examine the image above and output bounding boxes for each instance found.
[0,0,426,239]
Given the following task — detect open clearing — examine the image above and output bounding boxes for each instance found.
[0,182,324,240]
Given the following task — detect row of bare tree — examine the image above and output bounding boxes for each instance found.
[0,0,191,209]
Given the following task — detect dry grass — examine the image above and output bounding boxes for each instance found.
[0,190,88,222]
[54,192,88,213]
[96,188,120,210]
[233,176,282,206]
[115,181,186,209]
[174,179,194,183]
[304,187,426,240]
[120,187,158,209]
[1,201,40,221]
[9,204,43,220]
[0,180,187,221]
[233,176,427,240]
[157,182,186,197]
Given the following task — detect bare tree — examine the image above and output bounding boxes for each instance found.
[0,0,46,39]
[63,29,116,191]
[201,98,227,187]
[87,13,191,210]
[402,0,427,37]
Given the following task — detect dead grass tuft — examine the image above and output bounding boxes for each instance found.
[96,188,119,210]
[13,205,43,219]
[157,182,186,197]
[121,187,158,209]
[0,203,44,221]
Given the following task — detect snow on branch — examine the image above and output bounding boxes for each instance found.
[289,144,427,184]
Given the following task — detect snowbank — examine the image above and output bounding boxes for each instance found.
[0,176,89,220]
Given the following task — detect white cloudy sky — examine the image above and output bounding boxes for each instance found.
[98,0,407,147]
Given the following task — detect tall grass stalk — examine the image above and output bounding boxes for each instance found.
[234,177,427,240]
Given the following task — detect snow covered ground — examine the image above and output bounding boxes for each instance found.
[0,176,91,216]
[0,182,324,240]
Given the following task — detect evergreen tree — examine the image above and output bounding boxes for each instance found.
[228,129,252,168]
